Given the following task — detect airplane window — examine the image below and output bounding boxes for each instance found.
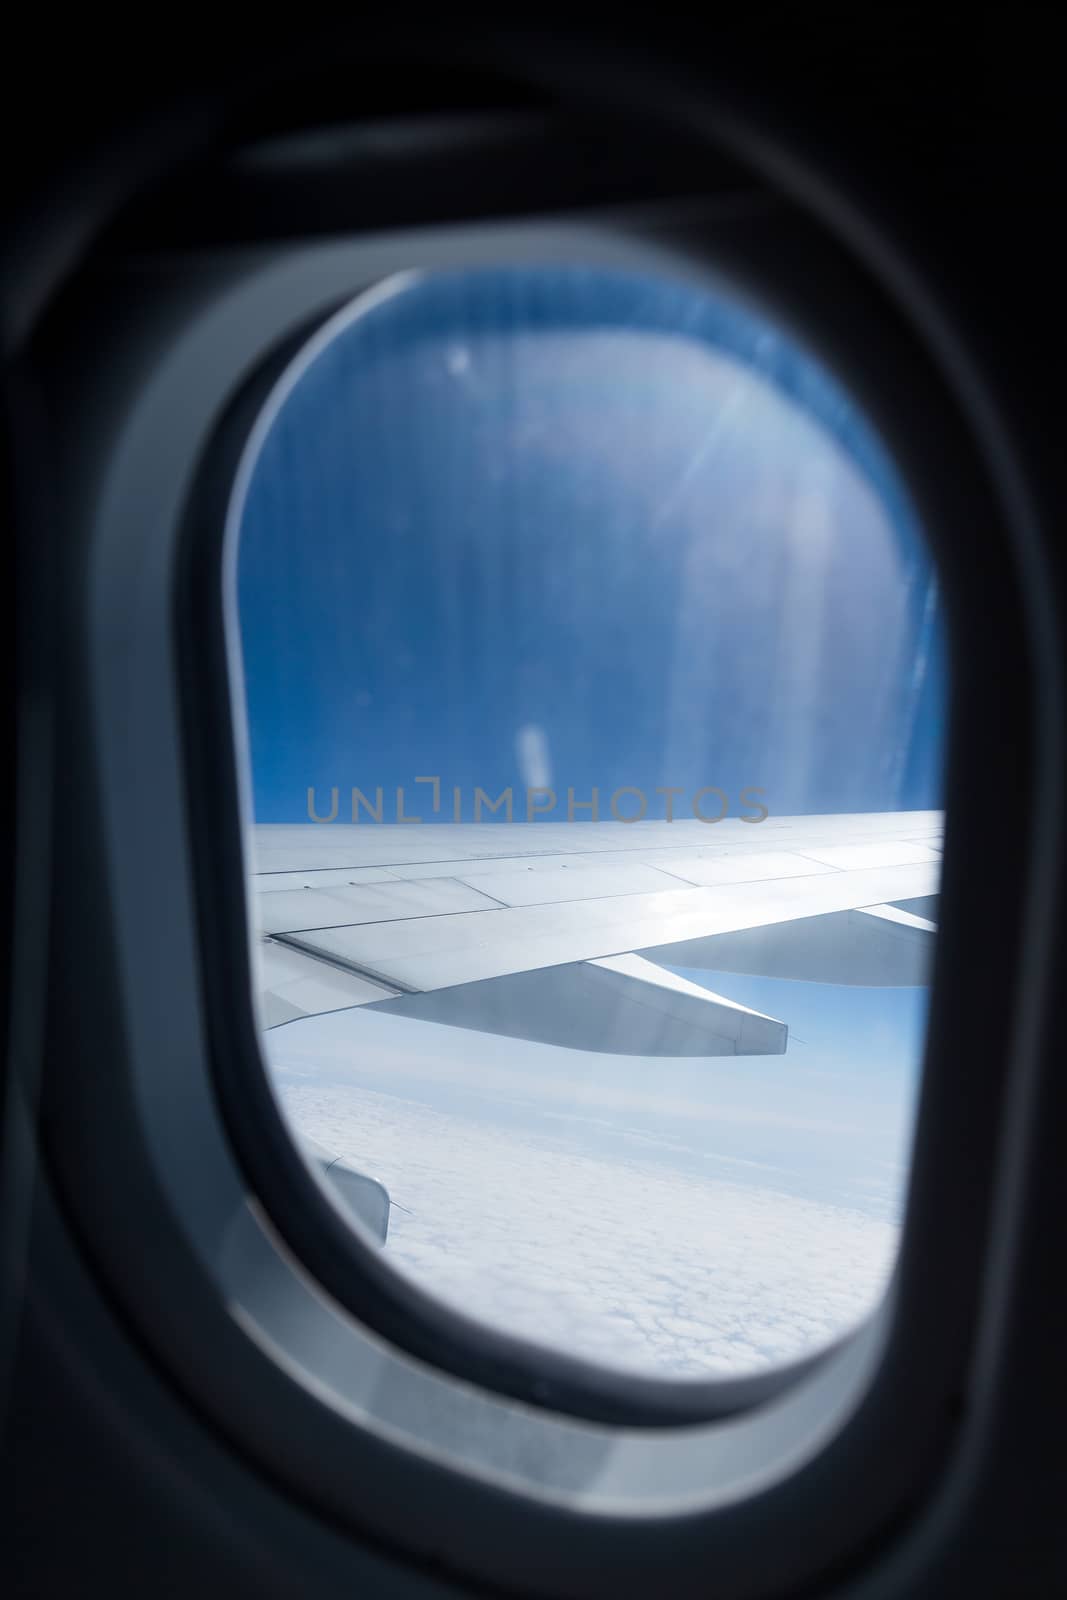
[232,264,945,1383]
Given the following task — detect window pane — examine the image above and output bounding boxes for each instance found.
[233,264,945,1382]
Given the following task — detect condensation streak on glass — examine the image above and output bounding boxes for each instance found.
[233,265,946,1381]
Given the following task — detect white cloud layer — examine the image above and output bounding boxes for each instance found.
[273,1063,900,1380]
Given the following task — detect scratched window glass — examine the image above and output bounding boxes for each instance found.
[231,265,946,1380]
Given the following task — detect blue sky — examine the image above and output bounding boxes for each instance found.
[236,264,946,1376]
[237,265,945,826]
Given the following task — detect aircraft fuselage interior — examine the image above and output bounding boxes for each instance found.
[2,16,1063,1599]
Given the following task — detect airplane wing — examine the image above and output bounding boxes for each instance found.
[251,811,942,1057]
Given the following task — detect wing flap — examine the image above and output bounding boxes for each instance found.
[256,938,399,1027]
[368,952,787,1056]
[642,902,937,986]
